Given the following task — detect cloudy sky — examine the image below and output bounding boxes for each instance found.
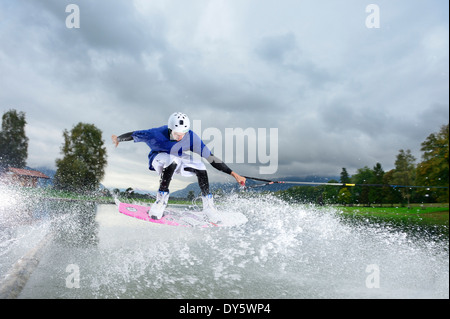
[1,0,448,192]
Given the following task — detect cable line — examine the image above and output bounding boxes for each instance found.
[242,176,449,189]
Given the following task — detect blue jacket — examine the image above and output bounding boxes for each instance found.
[132,125,212,171]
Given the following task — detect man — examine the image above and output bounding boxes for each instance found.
[112,112,246,223]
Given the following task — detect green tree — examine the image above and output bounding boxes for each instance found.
[339,167,354,205]
[383,169,403,206]
[322,180,340,204]
[338,188,352,206]
[0,109,29,169]
[351,166,375,206]
[392,149,416,208]
[368,163,385,206]
[187,190,195,201]
[276,186,319,204]
[125,187,135,198]
[54,123,107,193]
[340,168,351,184]
[416,124,449,202]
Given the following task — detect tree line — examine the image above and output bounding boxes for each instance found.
[1,109,448,204]
[277,124,449,206]
[0,109,107,193]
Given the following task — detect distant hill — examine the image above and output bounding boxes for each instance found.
[171,175,339,198]
[26,166,339,197]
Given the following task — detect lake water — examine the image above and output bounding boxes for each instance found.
[1,193,448,299]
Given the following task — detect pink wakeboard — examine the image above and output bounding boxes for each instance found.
[116,200,218,227]
[115,199,247,228]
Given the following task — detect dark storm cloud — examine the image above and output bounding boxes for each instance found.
[0,0,448,189]
[254,32,334,89]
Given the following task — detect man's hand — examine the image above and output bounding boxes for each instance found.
[111,135,119,148]
[231,172,246,186]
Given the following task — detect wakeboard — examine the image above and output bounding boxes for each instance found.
[115,199,247,228]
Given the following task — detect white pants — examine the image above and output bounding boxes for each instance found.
[152,153,206,177]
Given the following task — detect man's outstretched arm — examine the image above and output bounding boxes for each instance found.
[111,132,134,147]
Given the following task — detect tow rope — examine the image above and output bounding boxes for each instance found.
[242,176,449,189]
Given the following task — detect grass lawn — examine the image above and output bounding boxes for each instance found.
[336,205,449,226]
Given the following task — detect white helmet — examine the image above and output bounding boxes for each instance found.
[168,112,190,133]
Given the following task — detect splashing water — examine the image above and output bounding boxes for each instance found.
[2,192,449,299]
